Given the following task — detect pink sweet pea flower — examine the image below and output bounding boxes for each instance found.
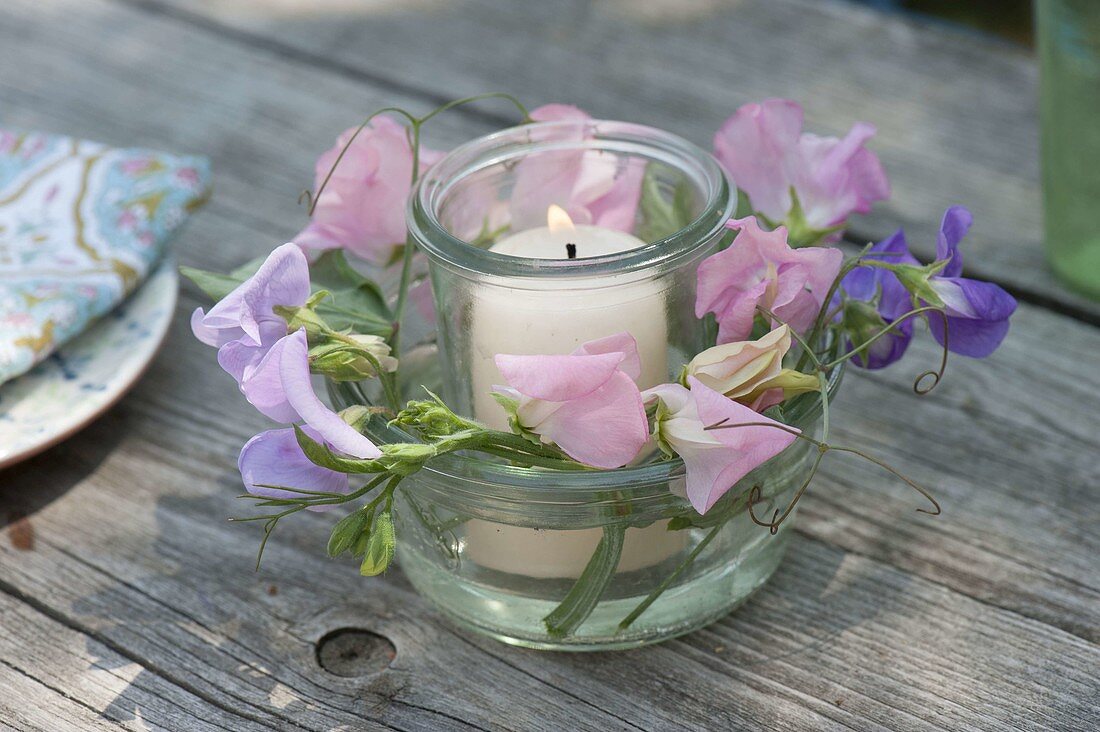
[645,377,798,514]
[714,99,889,236]
[683,325,819,412]
[509,104,644,233]
[238,426,351,509]
[295,116,445,266]
[493,332,649,469]
[696,216,842,343]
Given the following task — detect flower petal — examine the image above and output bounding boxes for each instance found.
[234,334,299,423]
[238,427,350,510]
[495,351,623,401]
[928,277,1016,357]
[279,330,381,458]
[572,331,642,381]
[713,99,803,222]
[535,371,649,468]
[936,205,973,278]
[686,378,798,513]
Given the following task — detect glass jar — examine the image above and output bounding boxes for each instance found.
[1038,0,1100,298]
[330,119,845,649]
[332,369,840,650]
[406,119,734,425]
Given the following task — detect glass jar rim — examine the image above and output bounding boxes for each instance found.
[407,119,734,280]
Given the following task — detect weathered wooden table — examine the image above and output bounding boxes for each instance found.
[1,0,1097,729]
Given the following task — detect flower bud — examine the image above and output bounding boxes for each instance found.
[394,394,480,439]
[309,334,397,382]
[360,511,395,576]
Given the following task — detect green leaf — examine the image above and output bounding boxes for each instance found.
[666,516,695,531]
[309,251,393,334]
[180,266,245,302]
[360,511,395,576]
[327,509,371,557]
[636,164,696,242]
[180,257,269,301]
[542,524,626,638]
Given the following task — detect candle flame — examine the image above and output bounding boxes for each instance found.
[546,204,575,233]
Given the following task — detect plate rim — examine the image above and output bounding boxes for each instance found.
[0,259,179,470]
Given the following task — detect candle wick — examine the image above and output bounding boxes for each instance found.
[566,243,577,260]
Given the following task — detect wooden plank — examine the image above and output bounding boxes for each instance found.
[0,0,1096,728]
[0,665,125,731]
[4,433,1098,731]
[0,591,263,731]
[137,0,1100,323]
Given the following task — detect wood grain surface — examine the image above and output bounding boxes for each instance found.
[0,0,1096,729]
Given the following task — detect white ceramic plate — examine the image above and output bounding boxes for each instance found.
[0,258,177,469]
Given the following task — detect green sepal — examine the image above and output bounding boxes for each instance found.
[378,443,436,476]
[490,391,541,446]
[782,187,845,248]
[889,262,946,307]
[360,511,395,576]
[293,426,385,474]
[274,302,330,339]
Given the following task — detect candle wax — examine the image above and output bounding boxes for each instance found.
[462,222,687,579]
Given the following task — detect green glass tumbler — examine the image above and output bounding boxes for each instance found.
[1038,0,1100,298]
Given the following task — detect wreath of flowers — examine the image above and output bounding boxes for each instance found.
[185,95,1017,634]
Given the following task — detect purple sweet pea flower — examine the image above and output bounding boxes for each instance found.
[839,206,1017,363]
[836,229,917,369]
[238,426,351,509]
[926,206,1017,358]
[191,243,310,420]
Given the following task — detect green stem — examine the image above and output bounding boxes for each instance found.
[618,520,724,631]
[417,92,530,125]
[796,252,868,372]
[308,107,418,216]
[390,122,422,359]
[478,446,590,471]
[820,305,945,370]
[543,525,626,638]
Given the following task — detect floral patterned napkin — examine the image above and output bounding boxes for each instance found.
[0,129,210,385]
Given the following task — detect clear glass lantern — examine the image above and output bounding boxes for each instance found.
[329,119,843,650]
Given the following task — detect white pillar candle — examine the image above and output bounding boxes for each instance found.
[463,206,687,578]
